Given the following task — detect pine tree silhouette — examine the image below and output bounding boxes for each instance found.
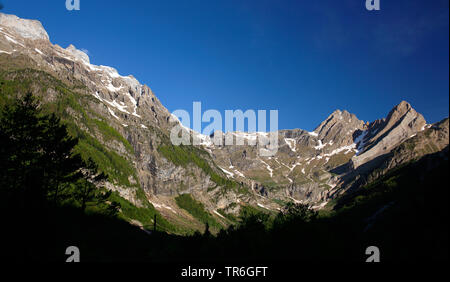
[204,222,211,237]
[0,93,47,209]
[40,113,84,204]
[0,92,109,212]
[74,158,108,212]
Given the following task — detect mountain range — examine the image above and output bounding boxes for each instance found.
[1,12,448,233]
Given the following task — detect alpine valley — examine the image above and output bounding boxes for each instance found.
[1,13,448,262]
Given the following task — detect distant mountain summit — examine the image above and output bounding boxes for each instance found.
[0,13,49,41]
[1,13,448,231]
[352,101,427,168]
[313,109,366,152]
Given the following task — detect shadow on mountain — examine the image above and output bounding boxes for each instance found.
[334,146,448,210]
[168,147,448,262]
[329,162,351,175]
[337,153,392,193]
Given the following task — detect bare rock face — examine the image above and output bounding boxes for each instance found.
[329,117,449,201]
[382,118,449,171]
[0,13,49,41]
[351,101,427,168]
[66,44,90,64]
[203,101,436,206]
[314,109,366,151]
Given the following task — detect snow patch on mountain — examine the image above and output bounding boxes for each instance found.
[233,169,245,178]
[259,159,274,177]
[3,33,25,47]
[314,140,326,150]
[92,92,103,101]
[219,167,234,178]
[105,99,130,114]
[323,144,357,157]
[285,138,297,152]
[257,203,270,210]
[354,130,368,155]
[34,48,44,55]
[105,81,124,93]
[214,210,225,219]
[149,201,177,214]
[125,93,140,118]
[108,107,120,120]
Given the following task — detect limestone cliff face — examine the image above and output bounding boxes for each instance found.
[327,117,449,201]
[351,101,427,169]
[0,13,49,41]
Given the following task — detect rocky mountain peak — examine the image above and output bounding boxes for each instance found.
[392,100,412,113]
[66,44,90,64]
[0,13,49,41]
[313,109,366,148]
[351,101,427,168]
[384,100,414,124]
[379,101,425,137]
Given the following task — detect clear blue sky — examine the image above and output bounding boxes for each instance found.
[2,0,449,131]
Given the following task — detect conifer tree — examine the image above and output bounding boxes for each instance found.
[0,93,46,209]
[74,158,108,212]
[40,113,83,204]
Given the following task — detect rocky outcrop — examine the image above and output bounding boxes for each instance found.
[314,109,367,152]
[0,13,49,41]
